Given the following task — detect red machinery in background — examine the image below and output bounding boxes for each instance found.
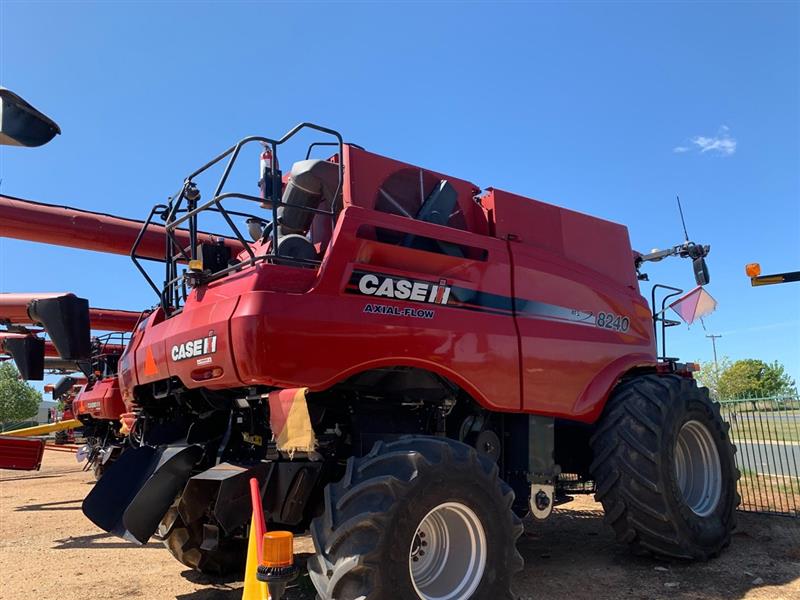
[1,291,136,474]
[0,292,141,379]
[50,354,128,478]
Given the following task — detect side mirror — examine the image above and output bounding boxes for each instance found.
[0,88,60,147]
[693,257,710,286]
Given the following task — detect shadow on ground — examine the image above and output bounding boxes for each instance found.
[52,532,163,550]
[17,498,83,511]
[175,556,317,600]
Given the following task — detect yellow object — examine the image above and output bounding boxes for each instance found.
[745,263,761,277]
[268,387,316,454]
[189,259,204,272]
[262,531,294,568]
[752,275,785,286]
[242,514,269,600]
[4,419,81,437]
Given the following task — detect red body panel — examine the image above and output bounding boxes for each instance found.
[120,146,658,422]
[484,189,656,420]
[73,377,126,421]
[0,436,46,471]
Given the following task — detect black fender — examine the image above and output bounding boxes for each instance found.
[82,444,203,543]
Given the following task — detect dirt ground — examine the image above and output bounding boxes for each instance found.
[2,451,799,600]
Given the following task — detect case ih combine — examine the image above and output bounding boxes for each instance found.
[2,118,737,600]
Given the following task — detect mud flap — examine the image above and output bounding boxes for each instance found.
[178,462,271,536]
[82,444,203,543]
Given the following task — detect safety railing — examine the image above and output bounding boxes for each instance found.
[130,123,345,314]
[719,396,800,516]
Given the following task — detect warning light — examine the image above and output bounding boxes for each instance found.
[745,263,761,277]
[188,259,204,272]
[261,531,293,568]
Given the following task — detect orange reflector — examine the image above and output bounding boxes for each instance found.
[190,366,224,381]
[261,531,293,568]
[143,346,158,376]
[745,263,761,277]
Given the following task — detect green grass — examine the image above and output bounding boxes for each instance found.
[720,411,800,443]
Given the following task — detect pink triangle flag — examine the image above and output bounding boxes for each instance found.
[669,286,717,325]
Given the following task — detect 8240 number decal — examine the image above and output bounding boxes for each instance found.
[596,312,630,332]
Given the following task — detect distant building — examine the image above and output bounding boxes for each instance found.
[36,400,58,424]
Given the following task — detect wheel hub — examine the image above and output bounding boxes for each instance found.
[409,502,487,600]
[674,420,723,517]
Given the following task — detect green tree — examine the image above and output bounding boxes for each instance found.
[716,359,797,400]
[695,356,732,400]
[0,362,41,430]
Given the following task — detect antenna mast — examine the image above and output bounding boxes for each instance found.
[676,195,690,243]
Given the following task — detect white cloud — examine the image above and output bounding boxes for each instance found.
[675,125,737,156]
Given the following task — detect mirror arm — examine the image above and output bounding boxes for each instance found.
[636,241,710,266]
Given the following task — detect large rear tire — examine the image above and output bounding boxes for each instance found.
[158,500,247,576]
[308,436,523,600]
[590,374,739,560]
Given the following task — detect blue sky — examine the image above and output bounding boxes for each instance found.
[1,2,798,391]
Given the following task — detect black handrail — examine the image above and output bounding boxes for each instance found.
[131,123,346,314]
[651,284,684,361]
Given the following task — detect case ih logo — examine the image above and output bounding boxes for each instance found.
[171,334,217,362]
[355,272,451,305]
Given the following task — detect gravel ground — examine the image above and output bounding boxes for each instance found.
[2,451,799,600]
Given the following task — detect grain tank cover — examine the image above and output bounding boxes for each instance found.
[483,188,638,289]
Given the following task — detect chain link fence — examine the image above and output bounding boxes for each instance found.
[719,396,800,516]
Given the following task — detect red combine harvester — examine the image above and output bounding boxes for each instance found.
[60,124,733,599]
[2,121,735,600]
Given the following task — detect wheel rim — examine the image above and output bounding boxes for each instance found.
[409,502,487,600]
[674,420,722,517]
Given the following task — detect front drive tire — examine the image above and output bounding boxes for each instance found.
[308,436,524,600]
[590,374,739,560]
